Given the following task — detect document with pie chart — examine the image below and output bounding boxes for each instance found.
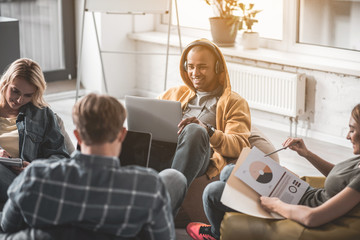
[234,146,309,205]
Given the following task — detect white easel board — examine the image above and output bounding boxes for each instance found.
[85,0,169,14]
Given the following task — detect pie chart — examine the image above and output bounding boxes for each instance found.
[249,161,273,184]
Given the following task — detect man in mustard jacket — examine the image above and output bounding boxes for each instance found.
[159,38,251,185]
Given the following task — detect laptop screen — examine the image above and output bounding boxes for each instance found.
[125,95,182,143]
[119,130,152,168]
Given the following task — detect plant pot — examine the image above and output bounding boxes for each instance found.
[209,17,239,47]
[242,32,259,50]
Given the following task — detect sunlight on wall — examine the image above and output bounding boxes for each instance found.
[174,0,212,30]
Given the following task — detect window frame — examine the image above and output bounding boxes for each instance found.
[157,0,360,65]
[0,0,77,82]
[44,0,76,82]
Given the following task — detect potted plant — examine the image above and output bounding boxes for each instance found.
[238,3,262,49]
[204,0,242,46]
[203,1,261,48]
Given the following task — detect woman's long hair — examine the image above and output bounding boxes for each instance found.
[0,58,48,108]
[351,104,360,126]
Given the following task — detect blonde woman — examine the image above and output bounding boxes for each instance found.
[0,58,69,206]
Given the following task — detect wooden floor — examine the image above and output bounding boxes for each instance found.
[258,126,353,177]
[45,79,80,94]
[46,80,354,240]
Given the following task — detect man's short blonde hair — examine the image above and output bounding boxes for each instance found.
[72,93,126,145]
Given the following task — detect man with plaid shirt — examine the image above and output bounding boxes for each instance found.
[0,93,186,239]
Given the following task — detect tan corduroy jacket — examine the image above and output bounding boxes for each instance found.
[159,39,251,179]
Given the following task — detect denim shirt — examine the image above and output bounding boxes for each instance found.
[16,102,69,162]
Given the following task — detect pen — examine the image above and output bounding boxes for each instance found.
[264,141,297,157]
[264,146,288,157]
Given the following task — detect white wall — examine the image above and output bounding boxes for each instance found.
[135,42,182,96]
[75,1,102,92]
[250,69,359,148]
[75,0,154,97]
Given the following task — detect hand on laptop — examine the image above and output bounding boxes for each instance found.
[178,117,207,135]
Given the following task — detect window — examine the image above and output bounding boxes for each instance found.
[298,0,360,51]
[173,0,212,30]
[0,0,76,82]
[171,0,283,40]
[167,0,360,57]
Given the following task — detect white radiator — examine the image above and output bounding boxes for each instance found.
[227,63,306,118]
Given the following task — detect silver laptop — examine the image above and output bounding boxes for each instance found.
[125,95,182,143]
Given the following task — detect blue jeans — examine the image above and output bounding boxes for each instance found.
[172,123,211,187]
[159,169,187,217]
[203,164,236,238]
[0,164,17,206]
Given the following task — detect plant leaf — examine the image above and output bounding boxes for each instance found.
[239,3,245,11]
[204,0,261,29]
[238,20,244,30]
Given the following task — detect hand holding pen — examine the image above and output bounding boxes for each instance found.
[282,137,309,158]
[264,137,307,157]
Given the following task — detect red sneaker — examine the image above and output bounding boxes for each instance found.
[186,222,218,240]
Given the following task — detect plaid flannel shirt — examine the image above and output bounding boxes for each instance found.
[0,151,175,239]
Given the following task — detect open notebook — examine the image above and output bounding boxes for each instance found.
[221,147,309,219]
[0,157,23,168]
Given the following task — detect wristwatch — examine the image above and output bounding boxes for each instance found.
[206,124,216,137]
